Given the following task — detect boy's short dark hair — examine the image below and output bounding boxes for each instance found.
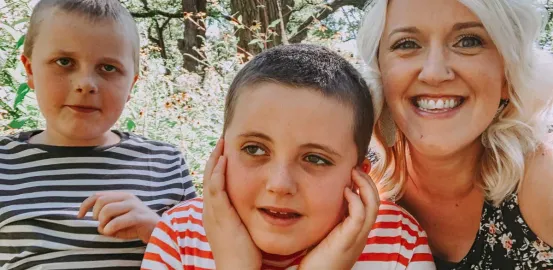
[23,0,140,73]
[224,44,374,164]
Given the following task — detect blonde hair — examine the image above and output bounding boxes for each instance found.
[23,0,140,74]
[358,0,553,205]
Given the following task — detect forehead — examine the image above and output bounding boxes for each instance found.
[33,9,137,59]
[227,82,357,153]
[385,0,481,31]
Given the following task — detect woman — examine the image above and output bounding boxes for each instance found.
[358,0,553,268]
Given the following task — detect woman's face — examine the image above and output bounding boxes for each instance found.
[378,0,508,156]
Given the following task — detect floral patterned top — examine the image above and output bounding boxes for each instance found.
[434,193,553,270]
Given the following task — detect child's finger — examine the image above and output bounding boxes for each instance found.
[353,169,380,207]
[343,187,366,235]
[352,170,380,232]
[91,195,127,220]
[78,194,100,218]
[203,139,224,184]
[97,201,132,229]
[206,156,227,197]
[102,213,137,236]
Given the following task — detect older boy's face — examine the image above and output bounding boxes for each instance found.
[22,9,137,143]
[224,83,359,255]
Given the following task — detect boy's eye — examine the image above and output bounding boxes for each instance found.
[304,155,332,166]
[242,145,267,156]
[454,35,483,48]
[101,65,117,72]
[391,39,420,50]
[55,58,73,67]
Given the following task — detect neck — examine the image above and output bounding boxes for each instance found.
[405,139,484,201]
[30,128,120,147]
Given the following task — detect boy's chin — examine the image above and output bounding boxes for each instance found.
[251,231,316,256]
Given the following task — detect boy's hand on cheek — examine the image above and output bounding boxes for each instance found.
[298,169,380,270]
[78,192,160,243]
[202,139,262,270]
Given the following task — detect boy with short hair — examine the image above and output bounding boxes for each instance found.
[141,44,435,269]
[0,0,195,269]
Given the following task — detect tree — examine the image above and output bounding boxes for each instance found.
[129,0,207,73]
[229,0,369,56]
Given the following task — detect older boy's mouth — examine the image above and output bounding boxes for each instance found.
[66,105,100,113]
[259,207,302,226]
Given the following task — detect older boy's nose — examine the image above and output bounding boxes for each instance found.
[74,73,99,94]
[266,165,297,195]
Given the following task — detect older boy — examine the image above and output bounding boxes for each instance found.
[141,44,435,269]
[0,0,195,269]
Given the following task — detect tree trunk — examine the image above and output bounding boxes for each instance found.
[230,0,293,57]
[178,0,207,72]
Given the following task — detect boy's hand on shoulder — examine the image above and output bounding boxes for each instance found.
[202,139,262,270]
[298,169,380,270]
[78,191,160,243]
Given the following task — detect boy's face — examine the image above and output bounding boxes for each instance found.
[224,83,359,255]
[21,9,138,143]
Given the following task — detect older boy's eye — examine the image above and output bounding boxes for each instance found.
[101,65,117,72]
[304,155,332,166]
[55,58,72,67]
[242,145,266,156]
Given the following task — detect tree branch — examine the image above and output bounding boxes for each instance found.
[288,0,367,43]
[131,10,183,18]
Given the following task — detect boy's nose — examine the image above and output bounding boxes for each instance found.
[74,73,99,94]
[265,164,297,196]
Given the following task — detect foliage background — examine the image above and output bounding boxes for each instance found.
[1,0,552,193]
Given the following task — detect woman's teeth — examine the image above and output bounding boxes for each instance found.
[415,97,462,111]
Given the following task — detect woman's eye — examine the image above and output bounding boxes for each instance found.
[243,145,266,156]
[304,155,332,166]
[55,58,72,67]
[454,36,483,48]
[392,40,420,50]
[101,65,117,72]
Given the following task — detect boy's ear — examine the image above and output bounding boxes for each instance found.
[361,158,371,174]
[127,75,139,102]
[20,54,35,89]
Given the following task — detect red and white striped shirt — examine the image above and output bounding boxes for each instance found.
[141,198,435,270]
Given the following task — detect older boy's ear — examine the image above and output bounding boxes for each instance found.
[20,55,35,89]
[361,158,371,174]
[127,75,139,102]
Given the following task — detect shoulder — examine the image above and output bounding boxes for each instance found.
[116,131,183,156]
[519,141,553,246]
[360,201,434,268]
[152,198,205,243]
[163,197,204,222]
[372,201,426,236]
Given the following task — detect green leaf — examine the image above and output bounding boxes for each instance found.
[248,39,262,45]
[8,116,30,129]
[268,19,281,29]
[0,23,19,41]
[13,83,30,108]
[126,118,136,131]
[16,35,25,49]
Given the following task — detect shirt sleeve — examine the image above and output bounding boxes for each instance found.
[141,213,184,270]
[179,154,197,201]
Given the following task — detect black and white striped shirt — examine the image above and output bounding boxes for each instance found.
[0,130,196,270]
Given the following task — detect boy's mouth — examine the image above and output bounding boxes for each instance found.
[258,207,302,226]
[66,105,100,113]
